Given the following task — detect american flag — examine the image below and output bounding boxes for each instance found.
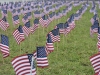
[0,16,9,31]
[12,15,20,25]
[46,34,54,55]
[64,22,71,35]
[44,7,50,14]
[90,14,98,25]
[90,20,99,36]
[49,13,54,21]
[1,9,7,17]
[90,53,100,74]
[26,12,32,20]
[12,9,17,16]
[11,54,36,75]
[0,34,9,58]
[22,14,29,24]
[13,25,25,44]
[49,28,60,43]
[54,23,65,34]
[22,21,31,37]
[16,9,21,15]
[31,18,39,34]
[37,46,49,68]
[33,10,41,18]
[39,15,50,27]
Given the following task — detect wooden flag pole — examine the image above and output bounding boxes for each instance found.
[63,16,65,50]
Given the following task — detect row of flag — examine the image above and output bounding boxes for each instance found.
[89,1,100,75]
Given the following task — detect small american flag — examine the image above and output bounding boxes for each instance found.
[0,16,9,31]
[49,28,60,43]
[26,12,32,20]
[90,21,99,36]
[1,9,7,17]
[22,21,31,37]
[0,34,9,58]
[12,9,17,16]
[39,15,50,27]
[90,53,100,74]
[13,25,25,44]
[37,46,49,68]
[22,14,29,24]
[46,34,54,55]
[12,15,20,25]
[11,54,36,75]
[31,18,39,34]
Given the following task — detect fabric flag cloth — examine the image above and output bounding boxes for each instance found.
[49,28,60,43]
[1,9,7,17]
[90,14,98,25]
[54,23,64,33]
[94,72,100,75]
[22,21,31,37]
[12,9,17,17]
[90,53,100,74]
[68,14,75,30]
[0,34,9,58]
[46,34,54,55]
[90,20,99,36]
[22,14,29,24]
[0,16,9,31]
[97,27,100,52]
[31,18,39,34]
[37,46,49,68]
[11,54,36,75]
[12,15,20,25]
[39,15,50,27]
[13,25,25,44]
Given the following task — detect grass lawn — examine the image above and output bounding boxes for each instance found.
[0,2,99,75]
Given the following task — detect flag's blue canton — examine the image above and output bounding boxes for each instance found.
[42,15,48,20]
[3,10,7,14]
[64,22,69,28]
[27,12,31,16]
[98,27,100,34]
[93,20,99,25]
[51,28,60,36]
[93,14,98,20]
[23,15,28,20]
[46,7,49,11]
[68,14,74,23]
[37,47,47,58]
[13,15,19,21]
[25,21,30,28]
[2,16,7,22]
[31,6,34,9]
[27,54,35,69]
[34,10,40,14]
[91,23,99,30]
[57,23,64,29]
[1,34,9,46]
[52,12,55,16]
[49,13,53,18]
[17,9,20,13]
[12,9,16,13]
[47,34,53,43]
[34,19,39,24]
[18,25,23,33]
